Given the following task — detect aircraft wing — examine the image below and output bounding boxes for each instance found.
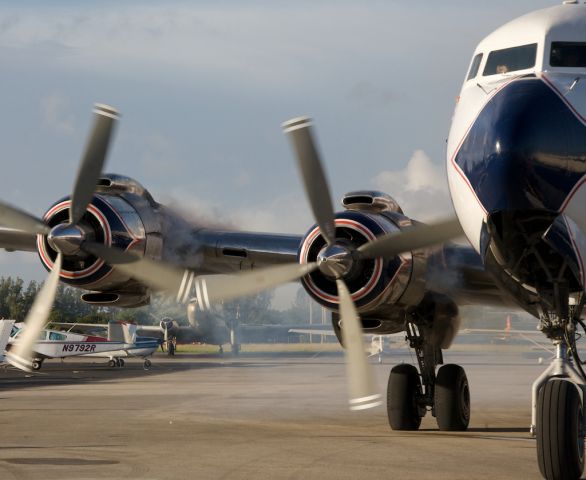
[288,328,338,337]
[175,229,302,274]
[462,328,542,336]
[187,230,513,308]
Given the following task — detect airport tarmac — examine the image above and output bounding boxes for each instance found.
[0,346,550,479]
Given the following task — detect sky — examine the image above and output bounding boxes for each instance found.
[0,0,556,306]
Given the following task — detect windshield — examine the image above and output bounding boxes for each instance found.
[483,43,537,76]
[551,42,586,68]
[467,53,483,80]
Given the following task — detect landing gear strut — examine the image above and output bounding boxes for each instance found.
[532,286,586,480]
[387,316,470,431]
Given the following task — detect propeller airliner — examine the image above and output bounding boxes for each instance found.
[1,2,586,478]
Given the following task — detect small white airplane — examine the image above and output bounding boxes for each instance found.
[7,322,161,371]
[288,328,406,364]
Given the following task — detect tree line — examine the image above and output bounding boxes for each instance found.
[0,277,320,327]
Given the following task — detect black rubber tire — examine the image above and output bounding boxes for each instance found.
[31,360,42,371]
[435,364,470,431]
[537,380,584,480]
[167,342,175,356]
[118,358,125,367]
[387,364,422,430]
[108,359,116,368]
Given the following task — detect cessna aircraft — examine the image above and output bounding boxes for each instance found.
[0,2,585,479]
[7,322,161,370]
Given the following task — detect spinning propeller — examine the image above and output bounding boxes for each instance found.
[0,104,119,371]
[0,109,462,412]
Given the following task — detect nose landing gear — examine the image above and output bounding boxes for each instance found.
[529,277,586,480]
[532,314,586,480]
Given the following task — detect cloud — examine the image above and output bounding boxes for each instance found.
[372,149,454,221]
[40,92,75,135]
[0,3,470,91]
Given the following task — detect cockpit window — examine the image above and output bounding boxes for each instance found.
[467,53,483,80]
[483,43,537,76]
[550,42,586,67]
[48,332,66,341]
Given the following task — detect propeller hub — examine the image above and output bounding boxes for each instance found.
[317,244,353,278]
[47,224,86,256]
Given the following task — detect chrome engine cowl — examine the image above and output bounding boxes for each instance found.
[298,210,420,312]
[37,194,148,290]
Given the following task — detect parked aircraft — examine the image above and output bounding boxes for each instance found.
[7,322,161,370]
[0,3,585,478]
[0,319,15,363]
[289,328,405,364]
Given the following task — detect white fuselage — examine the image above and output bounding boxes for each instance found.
[447,3,586,293]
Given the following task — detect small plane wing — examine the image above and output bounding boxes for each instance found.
[288,328,338,337]
[462,328,554,354]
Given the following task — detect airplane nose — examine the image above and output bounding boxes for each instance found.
[453,75,586,214]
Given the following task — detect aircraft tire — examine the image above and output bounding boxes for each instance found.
[118,358,125,367]
[537,379,584,480]
[435,364,470,431]
[108,359,116,368]
[143,359,152,370]
[387,364,422,430]
[31,360,42,371]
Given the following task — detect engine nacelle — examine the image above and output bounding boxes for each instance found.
[37,175,162,297]
[160,317,180,335]
[298,196,427,316]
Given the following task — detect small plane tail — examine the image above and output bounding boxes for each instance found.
[0,319,16,361]
[122,323,137,344]
[107,322,137,344]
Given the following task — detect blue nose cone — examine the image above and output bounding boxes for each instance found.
[454,75,586,214]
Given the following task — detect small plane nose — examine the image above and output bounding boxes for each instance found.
[453,75,586,215]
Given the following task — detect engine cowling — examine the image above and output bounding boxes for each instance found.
[298,191,427,316]
[160,318,180,335]
[37,175,162,304]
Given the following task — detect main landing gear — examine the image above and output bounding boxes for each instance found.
[387,319,470,432]
[31,358,44,371]
[532,286,586,480]
[108,357,125,368]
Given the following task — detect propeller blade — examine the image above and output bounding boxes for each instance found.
[82,242,317,307]
[6,253,62,372]
[358,217,463,259]
[0,201,49,235]
[282,117,336,246]
[70,104,119,225]
[336,279,382,410]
